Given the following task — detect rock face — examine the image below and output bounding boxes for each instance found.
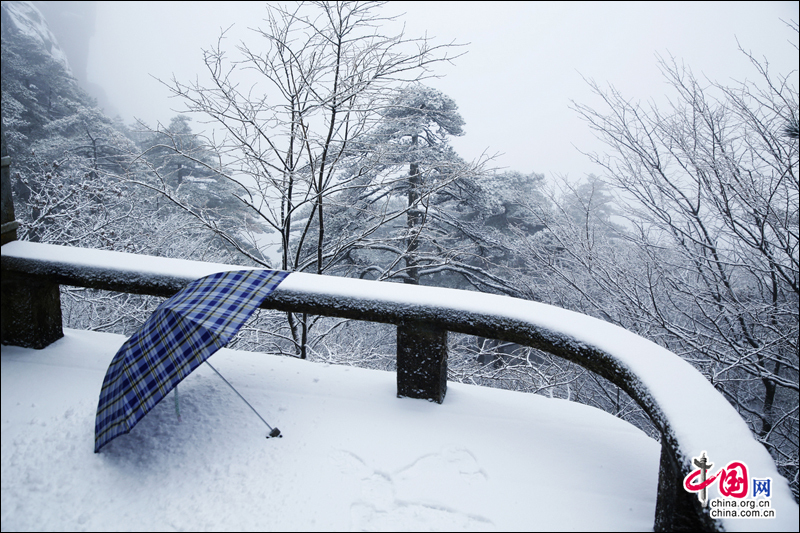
[32,1,96,87]
[1,1,72,75]
[2,1,115,115]
[1,0,96,163]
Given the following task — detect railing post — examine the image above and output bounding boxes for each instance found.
[654,441,715,531]
[1,124,63,349]
[1,271,64,349]
[2,123,20,245]
[396,320,447,403]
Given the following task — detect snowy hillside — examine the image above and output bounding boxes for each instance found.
[1,1,72,75]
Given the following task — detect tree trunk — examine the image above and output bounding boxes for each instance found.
[405,134,420,285]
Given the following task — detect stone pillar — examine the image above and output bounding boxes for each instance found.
[1,122,64,349]
[654,441,716,531]
[2,122,19,245]
[1,271,64,349]
[396,321,447,403]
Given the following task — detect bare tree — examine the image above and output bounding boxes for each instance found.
[537,26,800,497]
[127,1,469,357]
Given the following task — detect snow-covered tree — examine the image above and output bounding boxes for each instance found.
[322,84,476,284]
[563,27,799,497]
[375,84,466,285]
[138,1,475,357]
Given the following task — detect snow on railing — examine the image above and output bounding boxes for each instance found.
[1,240,797,532]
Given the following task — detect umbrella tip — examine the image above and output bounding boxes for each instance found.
[268,427,282,438]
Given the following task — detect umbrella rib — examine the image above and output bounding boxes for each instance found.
[204,360,276,433]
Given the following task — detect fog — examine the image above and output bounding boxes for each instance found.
[80,1,799,179]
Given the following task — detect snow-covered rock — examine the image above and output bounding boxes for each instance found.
[1,1,72,75]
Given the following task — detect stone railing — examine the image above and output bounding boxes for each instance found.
[3,240,798,531]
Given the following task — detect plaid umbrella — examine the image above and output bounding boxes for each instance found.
[95,268,289,452]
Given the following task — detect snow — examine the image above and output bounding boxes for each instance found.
[186,177,217,184]
[3,1,72,75]
[1,241,245,283]
[2,329,661,531]
[3,240,798,530]
[277,272,800,533]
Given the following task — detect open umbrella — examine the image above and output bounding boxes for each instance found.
[95,268,289,452]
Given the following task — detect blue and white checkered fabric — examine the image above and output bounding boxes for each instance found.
[95,269,289,452]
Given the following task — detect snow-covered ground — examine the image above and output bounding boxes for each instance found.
[2,328,662,531]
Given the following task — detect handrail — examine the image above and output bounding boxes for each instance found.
[1,240,797,531]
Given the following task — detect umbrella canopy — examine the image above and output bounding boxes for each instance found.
[95,268,289,452]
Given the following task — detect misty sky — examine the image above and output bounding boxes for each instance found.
[87,1,798,180]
